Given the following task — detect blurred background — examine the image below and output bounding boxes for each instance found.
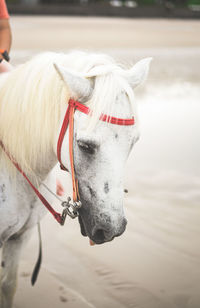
[6,0,200,18]
[6,2,200,308]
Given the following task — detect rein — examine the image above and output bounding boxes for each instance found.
[0,98,135,226]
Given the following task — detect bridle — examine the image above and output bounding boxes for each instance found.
[0,98,135,226]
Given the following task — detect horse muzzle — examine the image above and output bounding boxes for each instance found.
[78,210,127,244]
[91,217,127,244]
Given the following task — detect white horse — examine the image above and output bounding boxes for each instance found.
[0,51,151,308]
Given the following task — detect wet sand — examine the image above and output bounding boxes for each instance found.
[11,16,200,50]
[3,16,200,308]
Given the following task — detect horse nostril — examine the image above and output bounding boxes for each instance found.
[94,229,105,242]
[92,224,113,243]
[91,217,127,244]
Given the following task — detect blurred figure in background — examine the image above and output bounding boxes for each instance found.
[0,0,12,72]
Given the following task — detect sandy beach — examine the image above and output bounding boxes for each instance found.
[2,16,200,308]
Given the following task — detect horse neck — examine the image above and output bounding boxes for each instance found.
[33,149,58,183]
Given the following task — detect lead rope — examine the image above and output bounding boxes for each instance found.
[31,222,42,285]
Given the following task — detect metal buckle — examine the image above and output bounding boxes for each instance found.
[60,197,82,225]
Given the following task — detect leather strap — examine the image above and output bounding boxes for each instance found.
[68,103,79,202]
[57,105,70,171]
[0,140,63,224]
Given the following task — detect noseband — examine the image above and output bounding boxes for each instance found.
[0,98,135,226]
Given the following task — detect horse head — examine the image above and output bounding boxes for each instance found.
[54,57,151,244]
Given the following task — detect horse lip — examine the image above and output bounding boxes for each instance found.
[78,214,87,237]
[89,235,115,245]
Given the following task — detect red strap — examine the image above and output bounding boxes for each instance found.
[0,141,63,224]
[57,104,70,171]
[68,98,135,125]
[68,105,79,202]
[99,114,134,125]
[57,99,80,202]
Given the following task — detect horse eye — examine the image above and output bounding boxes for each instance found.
[77,140,96,155]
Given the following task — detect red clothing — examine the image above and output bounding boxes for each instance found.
[0,0,9,19]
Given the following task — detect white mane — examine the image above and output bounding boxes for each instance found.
[0,51,136,176]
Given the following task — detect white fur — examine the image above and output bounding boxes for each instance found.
[0,51,151,308]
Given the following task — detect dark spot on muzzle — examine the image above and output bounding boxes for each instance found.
[87,186,96,198]
[104,182,109,194]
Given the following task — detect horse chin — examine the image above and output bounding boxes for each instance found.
[77,199,127,245]
[78,214,87,237]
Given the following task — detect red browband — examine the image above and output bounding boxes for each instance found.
[67,99,135,125]
[0,98,135,225]
[57,98,134,170]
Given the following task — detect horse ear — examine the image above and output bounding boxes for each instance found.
[53,63,93,101]
[127,57,152,89]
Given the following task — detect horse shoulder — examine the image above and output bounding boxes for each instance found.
[0,171,37,244]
